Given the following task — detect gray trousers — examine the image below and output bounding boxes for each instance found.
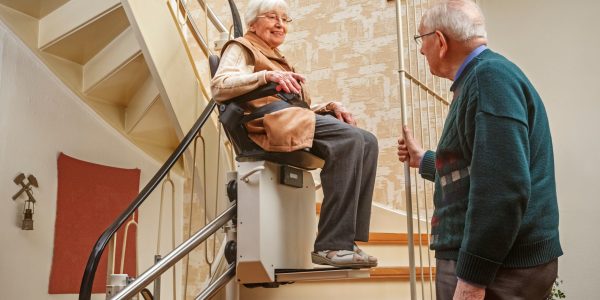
[436,259,558,300]
[310,115,378,251]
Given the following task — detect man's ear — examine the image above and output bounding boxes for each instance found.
[436,31,448,58]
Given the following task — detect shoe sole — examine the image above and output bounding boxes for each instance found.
[311,252,377,268]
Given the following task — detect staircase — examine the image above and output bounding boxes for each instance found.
[0,0,208,168]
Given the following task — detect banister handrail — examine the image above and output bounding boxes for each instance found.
[196,0,228,33]
[78,100,217,300]
[176,0,213,56]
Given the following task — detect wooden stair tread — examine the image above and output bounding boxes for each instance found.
[296,266,436,283]
[358,232,429,246]
[369,266,436,280]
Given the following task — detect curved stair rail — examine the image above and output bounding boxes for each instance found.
[79,99,217,300]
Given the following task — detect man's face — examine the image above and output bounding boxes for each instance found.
[418,24,442,77]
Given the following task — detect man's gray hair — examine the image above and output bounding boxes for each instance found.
[244,0,290,27]
[420,0,487,41]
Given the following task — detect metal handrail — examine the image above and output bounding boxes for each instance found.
[176,0,214,56]
[196,0,228,33]
[393,0,417,299]
[111,203,237,300]
[78,100,217,300]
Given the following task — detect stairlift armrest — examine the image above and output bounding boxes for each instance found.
[220,82,299,105]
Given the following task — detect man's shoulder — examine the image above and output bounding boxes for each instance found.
[472,50,525,79]
[462,53,529,98]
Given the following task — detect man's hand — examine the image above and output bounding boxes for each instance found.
[453,279,485,300]
[265,70,305,94]
[397,125,425,168]
[328,102,356,126]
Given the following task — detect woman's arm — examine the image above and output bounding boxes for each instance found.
[211,43,268,102]
[211,43,305,102]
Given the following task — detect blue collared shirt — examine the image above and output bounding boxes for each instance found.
[454,45,487,81]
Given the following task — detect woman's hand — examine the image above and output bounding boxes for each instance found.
[397,125,425,168]
[265,70,305,94]
[328,102,356,126]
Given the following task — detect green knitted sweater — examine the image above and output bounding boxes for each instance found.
[419,49,562,286]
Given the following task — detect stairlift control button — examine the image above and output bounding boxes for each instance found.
[280,165,303,188]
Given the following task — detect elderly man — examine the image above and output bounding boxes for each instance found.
[397,1,562,299]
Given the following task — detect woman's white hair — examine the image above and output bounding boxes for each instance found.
[244,0,290,27]
[420,0,487,41]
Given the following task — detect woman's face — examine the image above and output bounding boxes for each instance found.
[250,8,289,48]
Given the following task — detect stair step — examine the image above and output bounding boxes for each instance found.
[289,266,436,282]
[39,0,129,64]
[368,266,435,281]
[0,0,69,18]
[83,27,141,93]
[358,232,429,246]
[283,266,435,283]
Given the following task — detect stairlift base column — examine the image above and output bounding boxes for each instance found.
[236,161,317,284]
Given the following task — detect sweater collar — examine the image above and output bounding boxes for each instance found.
[450,47,489,91]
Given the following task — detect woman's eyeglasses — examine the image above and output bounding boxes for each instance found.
[257,13,292,24]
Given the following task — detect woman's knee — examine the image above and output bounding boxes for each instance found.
[361,130,378,151]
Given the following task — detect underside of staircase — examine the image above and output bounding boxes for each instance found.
[0,0,180,165]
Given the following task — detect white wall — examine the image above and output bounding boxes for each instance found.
[479,0,600,298]
[0,20,185,299]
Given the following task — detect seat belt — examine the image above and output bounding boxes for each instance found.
[241,100,298,124]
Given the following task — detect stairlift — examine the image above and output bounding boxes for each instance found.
[212,60,370,290]
[207,2,370,293]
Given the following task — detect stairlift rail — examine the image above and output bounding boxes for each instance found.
[111,203,237,300]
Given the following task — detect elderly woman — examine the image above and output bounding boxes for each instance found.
[211,0,378,268]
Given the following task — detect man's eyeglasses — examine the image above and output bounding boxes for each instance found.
[257,13,292,24]
[414,31,436,45]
